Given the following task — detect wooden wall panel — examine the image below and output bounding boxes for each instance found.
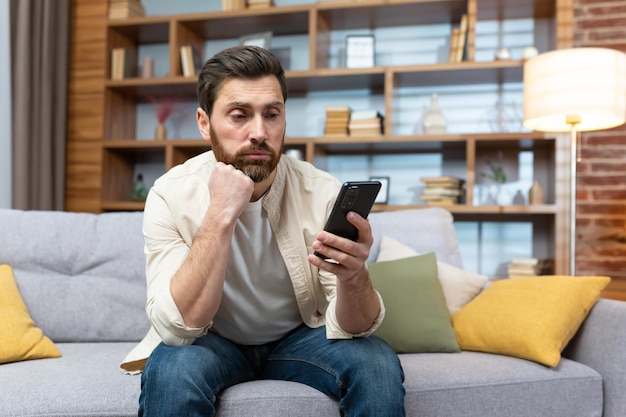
[65,0,108,212]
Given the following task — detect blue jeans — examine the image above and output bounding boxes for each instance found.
[139,325,405,416]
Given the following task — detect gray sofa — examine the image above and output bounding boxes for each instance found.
[1,207,625,417]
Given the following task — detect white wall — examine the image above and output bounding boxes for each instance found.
[0,0,11,208]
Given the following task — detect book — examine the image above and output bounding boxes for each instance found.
[348,109,383,136]
[349,128,383,137]
[421,187,463,197]
[180,45,202,77]
[448,28,460,63]
[448,14,468,63]
[325,106,351,114]
[419,175,465,204]
[108,0,145,19]
[247,0,273,7]
[350,109,382,120]
[455,14,468,63]
[425,197,457,206]
[324,106,351,135]
[110,47,134,80]
[349,118,383,127]
[222,0,246,11]
[506,258,553,277]
[511,257,540,266]
[420,176,465,187]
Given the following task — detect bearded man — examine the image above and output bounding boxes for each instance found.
[122,45,405,417]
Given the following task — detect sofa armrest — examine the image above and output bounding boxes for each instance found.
[562,298,626,417]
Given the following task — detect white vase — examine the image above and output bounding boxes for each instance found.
[422,93,446,134]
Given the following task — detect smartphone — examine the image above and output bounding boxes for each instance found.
[314,181,381,259]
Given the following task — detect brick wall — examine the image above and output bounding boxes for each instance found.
[575,0,626,298]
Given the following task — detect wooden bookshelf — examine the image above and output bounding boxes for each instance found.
[66,0,574,275]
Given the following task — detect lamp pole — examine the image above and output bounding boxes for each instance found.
[566,115,581,276]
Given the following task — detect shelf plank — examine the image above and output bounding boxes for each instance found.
[105,60,527,99]
[316,0,467,28]
[101,200,146,211]
[372,204,556,215]
[105,77,197,99]
[394,60,524,87]
[477,0,555,20]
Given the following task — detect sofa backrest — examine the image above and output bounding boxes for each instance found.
[0,206,462,343]
[0,209,150,343]
[368,207,463,267]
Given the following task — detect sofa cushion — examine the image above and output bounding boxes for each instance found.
[0,342,141,417]
[0,209,150,343]
[0,264,61,364]
[401,351,602,417]
[376,236,488,314]
[216,381,338,417]
[452,275,611,367]
[369,253,460,353]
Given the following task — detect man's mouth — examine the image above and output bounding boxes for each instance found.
[244,151,271,160]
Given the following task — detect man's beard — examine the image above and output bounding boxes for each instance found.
[210,126,284,183]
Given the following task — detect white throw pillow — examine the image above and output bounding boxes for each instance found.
[376,236,488,314]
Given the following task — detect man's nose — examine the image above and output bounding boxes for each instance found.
[249,114,268,142]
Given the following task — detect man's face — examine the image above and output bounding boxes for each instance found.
[199,75,286,183]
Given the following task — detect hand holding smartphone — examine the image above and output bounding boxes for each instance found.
[314,181,381,260]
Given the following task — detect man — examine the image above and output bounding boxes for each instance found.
[127,45,405,416]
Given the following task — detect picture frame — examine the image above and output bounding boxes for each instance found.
[370,176,390,204]
[239,31,273,49]
[346,35,375,68]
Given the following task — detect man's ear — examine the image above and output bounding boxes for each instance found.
[196,107,211,143]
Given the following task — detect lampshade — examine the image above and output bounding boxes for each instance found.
[523,47,626,132]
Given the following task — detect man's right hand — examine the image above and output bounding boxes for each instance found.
[207,162,254,223]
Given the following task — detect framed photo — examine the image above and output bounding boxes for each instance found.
[239,31,273,49]
[346,35,375,68]
[370,176,390,204]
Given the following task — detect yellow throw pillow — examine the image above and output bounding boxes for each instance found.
[452,275,610,367]
[0,264,61,364]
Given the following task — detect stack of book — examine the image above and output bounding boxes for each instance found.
[507,258,552,278]
[348,110,384,137]
[449,14,468,63]
[418,176,464,205]
[108,0,145,19]
[222,0,246,10]
[324,106,351,136]
[247,0,273,8]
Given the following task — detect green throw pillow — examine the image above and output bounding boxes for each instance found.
[369,253,460,353]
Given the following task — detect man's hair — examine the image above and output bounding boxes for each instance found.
[197,45,288,116]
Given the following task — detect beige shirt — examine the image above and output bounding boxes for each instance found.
[120,151,384,374]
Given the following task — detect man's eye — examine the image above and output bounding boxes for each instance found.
[231,114,247,121]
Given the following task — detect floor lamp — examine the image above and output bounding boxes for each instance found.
[522,47,626,275]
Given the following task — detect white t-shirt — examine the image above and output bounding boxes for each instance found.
[211,197,303,344]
